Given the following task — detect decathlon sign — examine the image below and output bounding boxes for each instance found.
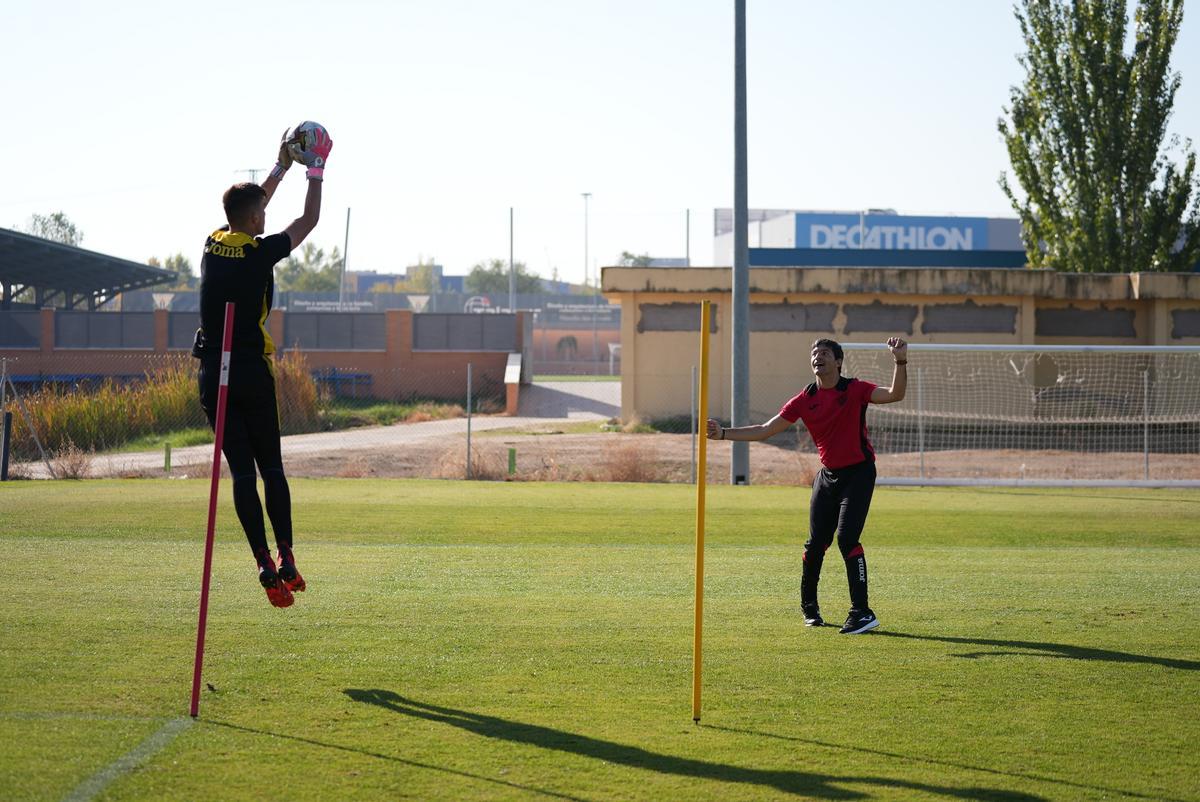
[797,213,989,251]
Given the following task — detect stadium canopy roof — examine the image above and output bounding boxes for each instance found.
[0,226,175,311]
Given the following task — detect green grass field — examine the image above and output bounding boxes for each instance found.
[1,480,1198,801]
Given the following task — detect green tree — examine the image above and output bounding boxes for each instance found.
[276,243,343,292]
[999,0,1200,272]
[405,261,439,294]
[465,259,542,294]
[148,253,197,290]
[24,212,83,246]
[616,251,654,267]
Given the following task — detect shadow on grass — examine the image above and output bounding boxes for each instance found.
[344,689,1044,801]
[206,719,587,801]
[877,631,1200,671]
[701,725,1184,802]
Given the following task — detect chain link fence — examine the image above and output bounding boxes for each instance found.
[3,345,1200,485]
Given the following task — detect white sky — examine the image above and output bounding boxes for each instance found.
[4,1,1199,286]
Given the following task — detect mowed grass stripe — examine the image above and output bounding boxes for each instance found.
[0,480,1197,800]
[1,479,1197,546]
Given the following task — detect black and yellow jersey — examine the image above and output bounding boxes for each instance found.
[196,227,291,357]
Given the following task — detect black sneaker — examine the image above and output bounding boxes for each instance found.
[839,609,879,634]
[802,605,824,627]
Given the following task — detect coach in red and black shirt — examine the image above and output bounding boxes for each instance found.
[707,337,908,634]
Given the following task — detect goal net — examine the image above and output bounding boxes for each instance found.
[834,344,1200,486]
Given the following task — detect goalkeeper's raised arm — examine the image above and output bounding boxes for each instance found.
[281,122,332,250]
[258,123,333,251]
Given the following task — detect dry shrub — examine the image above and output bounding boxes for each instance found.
[431,445,508,480]
[595,441,671,483]
[335,456,374,478]
[767,454,819,487]
[620,416,653,434]
[11,355,203,459]
[51,438,92,480]
[474,396,505,415]
[3,460,32,480]
[515,452,568,482]
[406,402,464,424]
[274,350,322,434]
[175,456,228,480]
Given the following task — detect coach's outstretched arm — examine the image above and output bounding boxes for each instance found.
[870,337,908,404]
[706,414,793,442]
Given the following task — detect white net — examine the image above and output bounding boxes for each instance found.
[835,344,1200,486]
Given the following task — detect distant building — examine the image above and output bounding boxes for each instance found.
[349,264,460,293]
[713,209,1027,269]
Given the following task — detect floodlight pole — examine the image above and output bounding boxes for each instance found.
[686,209,691,266]
[731,0,750,485]
[340,207,351,311]
[583,192,596,372]
[509,207,516,314]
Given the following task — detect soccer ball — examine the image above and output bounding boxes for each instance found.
[285,121,329,166]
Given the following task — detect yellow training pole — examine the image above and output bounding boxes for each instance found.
[692,299,711,722]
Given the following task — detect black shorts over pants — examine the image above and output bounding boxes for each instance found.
[197,353,284,479]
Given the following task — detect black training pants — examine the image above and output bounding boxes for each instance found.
[198,354,293,563]
[801,460,876,612]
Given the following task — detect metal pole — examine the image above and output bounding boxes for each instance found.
[917,367,925,480]
[466,364,473,480]
[686,209,691,266]
[731,0,750,485]
[340,207,351,311]
[1,411,12,481]
[693,300,711,722]
[1143,369,1150,481]
[5,375,54,479]
[583,192,597,374]
[691,365,698,484]
[509,207,515,314]
[1,357,8,411]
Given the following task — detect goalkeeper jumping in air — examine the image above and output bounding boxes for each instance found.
[707,337,907,634]
[193,123,332,608]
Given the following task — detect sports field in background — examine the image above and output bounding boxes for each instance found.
[1,480,1198,801]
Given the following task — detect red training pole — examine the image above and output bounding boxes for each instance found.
[190,302,235,718]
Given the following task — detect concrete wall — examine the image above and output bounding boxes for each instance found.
[602,266,1200,421]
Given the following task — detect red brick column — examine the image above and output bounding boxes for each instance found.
[40,308,54,352]
[153,308,169,352]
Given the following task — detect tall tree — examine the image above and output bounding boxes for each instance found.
[147,253,197,290]
[24,212,83,246]
[276,243,343,292]
[999,0,1200,272]
[465,258,542,294]
[404,261,440,294]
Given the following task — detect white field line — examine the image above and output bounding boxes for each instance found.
[62,716,192,802]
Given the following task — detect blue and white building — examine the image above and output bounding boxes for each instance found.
[713,209,1027,268]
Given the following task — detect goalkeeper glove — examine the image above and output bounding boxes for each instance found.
[301,127,333,181]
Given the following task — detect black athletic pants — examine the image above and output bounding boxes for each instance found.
[198,354,293,568]
[801,459,875,612]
